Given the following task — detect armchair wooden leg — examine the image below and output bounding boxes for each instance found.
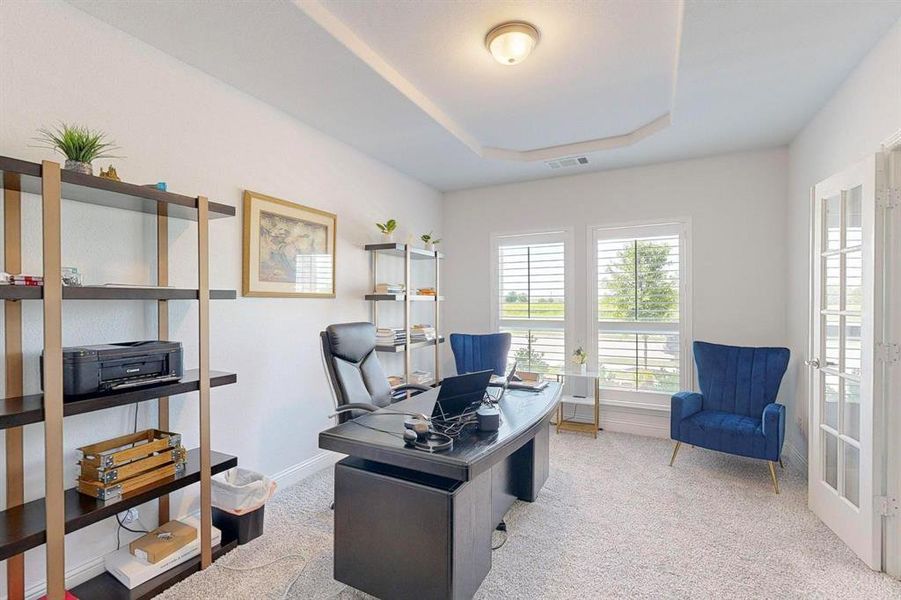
[768,461,780,494]
[669,441,682,467]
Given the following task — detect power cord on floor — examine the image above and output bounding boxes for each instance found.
[492,520,508,551]
[218,553,310,600]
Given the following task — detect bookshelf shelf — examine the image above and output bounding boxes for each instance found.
[366,244,443,385]
[0,449,236,561]
[0,286,236,301]
[375,336,445,353]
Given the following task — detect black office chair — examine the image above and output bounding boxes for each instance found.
[320,322,430,424]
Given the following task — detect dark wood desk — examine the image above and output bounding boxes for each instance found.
[319,383,561,600]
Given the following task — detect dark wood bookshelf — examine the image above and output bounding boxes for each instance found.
[71,540,237,600]
[0,449,237,561]
[0,286,236,301]
[375,336,445,353]
[0,370,236,431]
[0,156,234,220]
[364,242,444,260]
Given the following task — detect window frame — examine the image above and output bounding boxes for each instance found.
[490,228,575,375]
[588,219,693,407]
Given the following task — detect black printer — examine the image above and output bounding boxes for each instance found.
[41,340,183,397]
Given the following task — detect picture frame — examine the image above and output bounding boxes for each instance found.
[242,190,337,298]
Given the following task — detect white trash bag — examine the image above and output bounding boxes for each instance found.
[211,467,276,515]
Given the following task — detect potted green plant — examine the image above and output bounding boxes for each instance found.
[420,232,441,251]
[376,219,398,242]
[35,123,120,175]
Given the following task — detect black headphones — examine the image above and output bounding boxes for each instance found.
[403,417,453,453]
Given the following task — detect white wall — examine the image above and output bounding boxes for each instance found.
[784,19,901,464]
[442,148,790,437]
[0,1,441,595]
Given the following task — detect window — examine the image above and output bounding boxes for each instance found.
[493,231,569,374]
[592,222,689,396]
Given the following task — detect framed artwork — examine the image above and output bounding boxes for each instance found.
[242,190,337,298]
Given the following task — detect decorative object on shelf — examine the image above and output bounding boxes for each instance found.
[572,346,588,374]
[34,122,121,175]
[243,190,337,298]
[61,266,83,287]
[0,272,43,286]
[98,165,121,181]
[416,287,436,296]
[374,282,404,294]
[77,429,186,501]
[420,231,441,251]
[376,219,397,242]
[143,181,167,191]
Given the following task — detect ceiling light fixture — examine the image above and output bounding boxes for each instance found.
[485,21,539,66]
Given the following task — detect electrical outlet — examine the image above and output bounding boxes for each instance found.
[120,507,140,525]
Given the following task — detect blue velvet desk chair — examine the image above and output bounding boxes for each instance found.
[449,332,511,376]
[670,341,790,493]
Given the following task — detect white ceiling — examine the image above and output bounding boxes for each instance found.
[68,0,901,191]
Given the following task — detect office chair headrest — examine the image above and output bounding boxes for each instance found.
[324,322,376,363]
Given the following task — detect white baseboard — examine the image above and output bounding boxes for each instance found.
[270,450,341,489]
[14,451,340,600]
[24,556,106,600]
[783,442,809,472]
[558,402,670,438]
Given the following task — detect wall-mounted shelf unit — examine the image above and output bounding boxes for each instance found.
[1,157,237,600]
[365,243,443,385]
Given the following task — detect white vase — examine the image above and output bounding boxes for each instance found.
[424,242,434,251]
[579,363,587,375]
[381,232,395,243]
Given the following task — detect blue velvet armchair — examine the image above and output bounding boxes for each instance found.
[670,341,790,493]
[449,332,511,376]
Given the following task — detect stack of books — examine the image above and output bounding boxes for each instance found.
[416,287,436,296]
[387,375,405,388]
[411,324,436,342]
[1,273,43,286]
[410,370,433,385]
[376,327,406,346]
[374,282,404,295]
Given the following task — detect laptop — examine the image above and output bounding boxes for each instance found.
[432,370,493,420]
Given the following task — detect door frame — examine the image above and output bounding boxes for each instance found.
[881,134,901,578]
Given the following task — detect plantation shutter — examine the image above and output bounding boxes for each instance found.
[496,233,566,374]
[595,228,683,393]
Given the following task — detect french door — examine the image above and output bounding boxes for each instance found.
[809,154,884,569]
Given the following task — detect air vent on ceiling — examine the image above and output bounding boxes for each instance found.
[544,156,590,169]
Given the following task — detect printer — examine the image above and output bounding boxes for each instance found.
[41,341,183,397]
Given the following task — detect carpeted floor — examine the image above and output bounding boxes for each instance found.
[159,430,901,599]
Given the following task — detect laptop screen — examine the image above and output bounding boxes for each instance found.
[432,370,493,420]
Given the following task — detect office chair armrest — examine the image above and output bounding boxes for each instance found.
[395,383,431,393]
[332,403,379,416]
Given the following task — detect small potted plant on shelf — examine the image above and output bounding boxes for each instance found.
[376,219,398,242]
[420,232,441,251]
[572,346,588,374]
[35,123,121,176]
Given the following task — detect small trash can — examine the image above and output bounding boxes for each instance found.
[211,467,276,545]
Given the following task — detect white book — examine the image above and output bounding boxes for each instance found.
[103,516,221,589]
